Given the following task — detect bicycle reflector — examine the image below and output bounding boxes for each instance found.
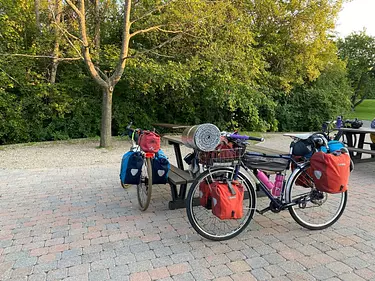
[145,152,155,158]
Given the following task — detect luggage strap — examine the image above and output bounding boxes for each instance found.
[226,179,236,195]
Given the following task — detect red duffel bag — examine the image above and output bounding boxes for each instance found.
[310,151,350,193]
[138,131,160,153]
[210,180,244,220]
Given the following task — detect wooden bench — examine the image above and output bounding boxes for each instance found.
[167,165,195,210]
[347,147,375,162]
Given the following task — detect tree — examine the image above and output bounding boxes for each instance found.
[247,0,343,92]
[337,31,375,109]
[64,0,183,147]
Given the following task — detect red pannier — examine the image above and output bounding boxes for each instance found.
[138,131,160,153]
[210,180,244,220]
[199,180,212,209]
[310,151,350,193]
[292,157,314,188]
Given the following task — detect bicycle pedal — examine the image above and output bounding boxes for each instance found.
[256,207,271,215]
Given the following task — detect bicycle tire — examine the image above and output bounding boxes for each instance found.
[286,163,347,230]
[137,157,153,211]
[186,167,256,241]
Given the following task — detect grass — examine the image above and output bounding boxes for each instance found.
[346,99,375,121]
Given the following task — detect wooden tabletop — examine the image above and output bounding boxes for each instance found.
[336,127,375,134]
[152,123,191,130]
[163,135,184,145]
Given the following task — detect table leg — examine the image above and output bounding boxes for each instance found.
[170,142,184,170]
[357,133,365,159]
[345,132,355,158]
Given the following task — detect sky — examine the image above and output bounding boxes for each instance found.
[335,0,375,38]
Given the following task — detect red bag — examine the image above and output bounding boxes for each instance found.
[138,131,160,153]
[210,180,244,220]
[310,151,350,193]
[199,181,212,209]
[292,157,314,188]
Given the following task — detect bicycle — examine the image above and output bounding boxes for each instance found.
[185,132,348,241]
[122,122,157,211]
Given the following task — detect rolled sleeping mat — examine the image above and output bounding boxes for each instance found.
[181,123,221,152]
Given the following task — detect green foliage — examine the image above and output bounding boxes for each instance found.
[337,31,375,107]
[277,61,352,131]
[0,0,358,144]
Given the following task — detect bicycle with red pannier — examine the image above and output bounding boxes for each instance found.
[120,122,165,211]
[185,131,351,241]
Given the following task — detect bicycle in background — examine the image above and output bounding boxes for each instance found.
[121,122,159,211]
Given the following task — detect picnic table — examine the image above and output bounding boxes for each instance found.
[163,134,286,210]
[337,127,375,163]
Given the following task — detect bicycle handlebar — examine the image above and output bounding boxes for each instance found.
[222,132,264,142]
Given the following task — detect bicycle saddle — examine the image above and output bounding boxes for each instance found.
[283,133,313,140]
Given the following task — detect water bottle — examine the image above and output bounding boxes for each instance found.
[272,174,284,197]
[336,116,342,128]
[255,170,274,191]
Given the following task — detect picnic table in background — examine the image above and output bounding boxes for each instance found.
[337,127,375,163]
[162,133,286,210]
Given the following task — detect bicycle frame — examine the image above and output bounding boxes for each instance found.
[234,155,311,211]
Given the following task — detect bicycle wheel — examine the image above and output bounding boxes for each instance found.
[186,167,256,241]
[137,157,153,211]
[287,163,347,230]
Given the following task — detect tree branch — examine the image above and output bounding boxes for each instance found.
[64,0,83,18]
[66,0,108,89]
[130,25,183,38]
[0,66,21,86]
[130,0,175,25]
[135,33,183,56]
[130,25,163,38]
[0,53,81,61]
[110,0,132,86]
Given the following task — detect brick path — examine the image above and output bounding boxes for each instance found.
[1,147,375,280]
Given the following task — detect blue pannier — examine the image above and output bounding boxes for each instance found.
[120,151,143,185]
[152,149,170,184]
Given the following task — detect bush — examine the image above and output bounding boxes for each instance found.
[276,62,352,132]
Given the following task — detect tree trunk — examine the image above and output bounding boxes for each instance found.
[50,0,63,83]
[35,0,41,32]
[100,86,113,147]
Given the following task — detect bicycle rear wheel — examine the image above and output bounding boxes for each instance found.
[137,157,153,211]
[186,167,256,241]
[287,163,347,230]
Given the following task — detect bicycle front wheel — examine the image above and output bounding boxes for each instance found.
[137,157,153,211]
[287,163,347,230]
[186,167,256,241]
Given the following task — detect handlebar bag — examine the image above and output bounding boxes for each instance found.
[152,149,170,184]
[210,180,244,220]
[120,151,143,185]
[310,151,350,193]
[139,131,160,153]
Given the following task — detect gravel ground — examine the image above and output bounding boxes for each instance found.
[0,131,372,171]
